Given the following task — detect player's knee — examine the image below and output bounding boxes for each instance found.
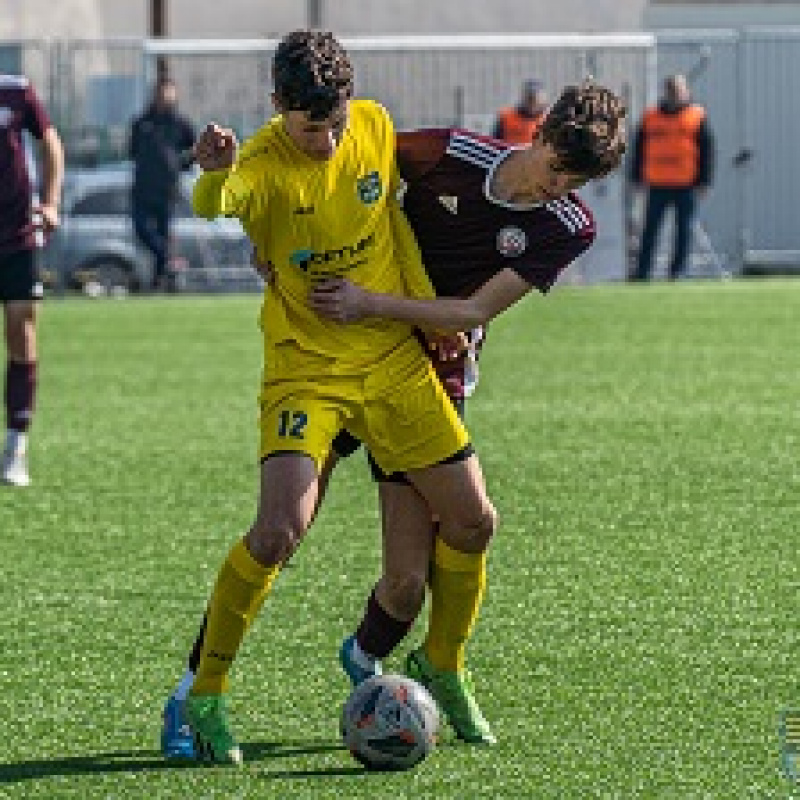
[445,499,497,553]
[380,572,426,620]
[473,500,498,550]
[5,320,35,360]
[246,516,308,567]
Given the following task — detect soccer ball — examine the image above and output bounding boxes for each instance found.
[341,674,440,771]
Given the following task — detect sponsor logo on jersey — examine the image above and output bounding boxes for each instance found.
[438,195,458,214]
[0,107,13,128]
[290,232,376,274]
[496,226,527,257]
[294,205,315,215]
[356,171,382,205]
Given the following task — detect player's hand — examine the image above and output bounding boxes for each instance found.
[425,331,468,361]
[308,278,370,323]
[32,202,60,235]
[193,123,237,171]
[251,249,275,285]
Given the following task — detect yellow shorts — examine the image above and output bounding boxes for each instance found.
[259,338,469,473]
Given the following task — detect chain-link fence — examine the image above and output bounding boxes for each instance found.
[7,32,800,283]
[142,34,654,283]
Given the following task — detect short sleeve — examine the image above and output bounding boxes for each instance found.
[512,227,595,293]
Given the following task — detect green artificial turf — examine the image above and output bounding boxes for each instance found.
[1,280,797,798]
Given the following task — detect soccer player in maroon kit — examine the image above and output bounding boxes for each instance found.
[312,80,626,743]
[0,75,63,487]
[162,80,626,756]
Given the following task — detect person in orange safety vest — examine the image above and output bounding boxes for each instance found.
[630,73,714,280]
[492,79,548,145]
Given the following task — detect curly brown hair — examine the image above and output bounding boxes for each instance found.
[273,30,354,120]
[540,80,627,179]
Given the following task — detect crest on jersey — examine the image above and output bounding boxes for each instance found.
[496,226,527,257]
[357,171,383,205]
[438,195,458,214]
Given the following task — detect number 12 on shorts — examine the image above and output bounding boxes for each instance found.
[278,409,308,439]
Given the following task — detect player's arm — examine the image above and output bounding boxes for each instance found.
[23,81,63,234]
[191,123,246,220]
[309,268,533,333]
[35,126,64,233]
[192,170,231,219]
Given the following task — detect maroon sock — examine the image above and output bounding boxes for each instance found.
[355,589,414,659]
[5,361,36,433]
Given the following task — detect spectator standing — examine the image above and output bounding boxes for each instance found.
[0,74,64,487]
[630,73,714,281]
[129,77,195,292]
[492,79,548,145]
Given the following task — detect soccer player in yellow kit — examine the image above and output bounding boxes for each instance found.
[180,30,497,764]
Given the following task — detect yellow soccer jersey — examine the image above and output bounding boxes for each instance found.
[193,99,434,373]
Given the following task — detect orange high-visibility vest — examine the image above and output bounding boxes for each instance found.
[642,105,706,187]
[496,107,546,145]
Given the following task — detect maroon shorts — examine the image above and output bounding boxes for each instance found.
[0,248,43,303]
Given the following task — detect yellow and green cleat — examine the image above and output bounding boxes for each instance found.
[404,648,496,745]
[184,693,243,765]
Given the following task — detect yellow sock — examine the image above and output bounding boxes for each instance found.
[192,539,279,695]
[423,538,487,673]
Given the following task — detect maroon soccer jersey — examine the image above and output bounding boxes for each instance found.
[0,75,51,255]
[397,128,595,297]
[397,128,596,398]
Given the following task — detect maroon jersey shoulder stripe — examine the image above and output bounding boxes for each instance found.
[445,130,506,169]
[546,197,594,234]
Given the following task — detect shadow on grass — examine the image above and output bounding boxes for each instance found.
[0,739,358,784]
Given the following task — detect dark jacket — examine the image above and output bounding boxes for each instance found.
[630,100,714,189]
[129,107,195,208]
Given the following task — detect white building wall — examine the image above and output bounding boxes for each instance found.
[0,0,144,38]
[0,0,648,40]
[645,2,800,29]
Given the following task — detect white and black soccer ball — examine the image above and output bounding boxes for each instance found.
[341,674,440,771]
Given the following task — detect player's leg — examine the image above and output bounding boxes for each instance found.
[185,452,319,764]
[403,453,497,744]
[183,384,345,764]
[340,474,434,685]
[162,444,347,759]
[2,249,41,487]
[363,343,496,742]
[162,450,341,758]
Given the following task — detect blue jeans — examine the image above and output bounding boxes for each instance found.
[634,187,696,280]
[132,203,170,285]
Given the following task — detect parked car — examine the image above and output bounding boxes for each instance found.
[46,162,258,293]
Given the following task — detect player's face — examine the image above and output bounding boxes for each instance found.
[279,101,350,161]
[534,145,588,200]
